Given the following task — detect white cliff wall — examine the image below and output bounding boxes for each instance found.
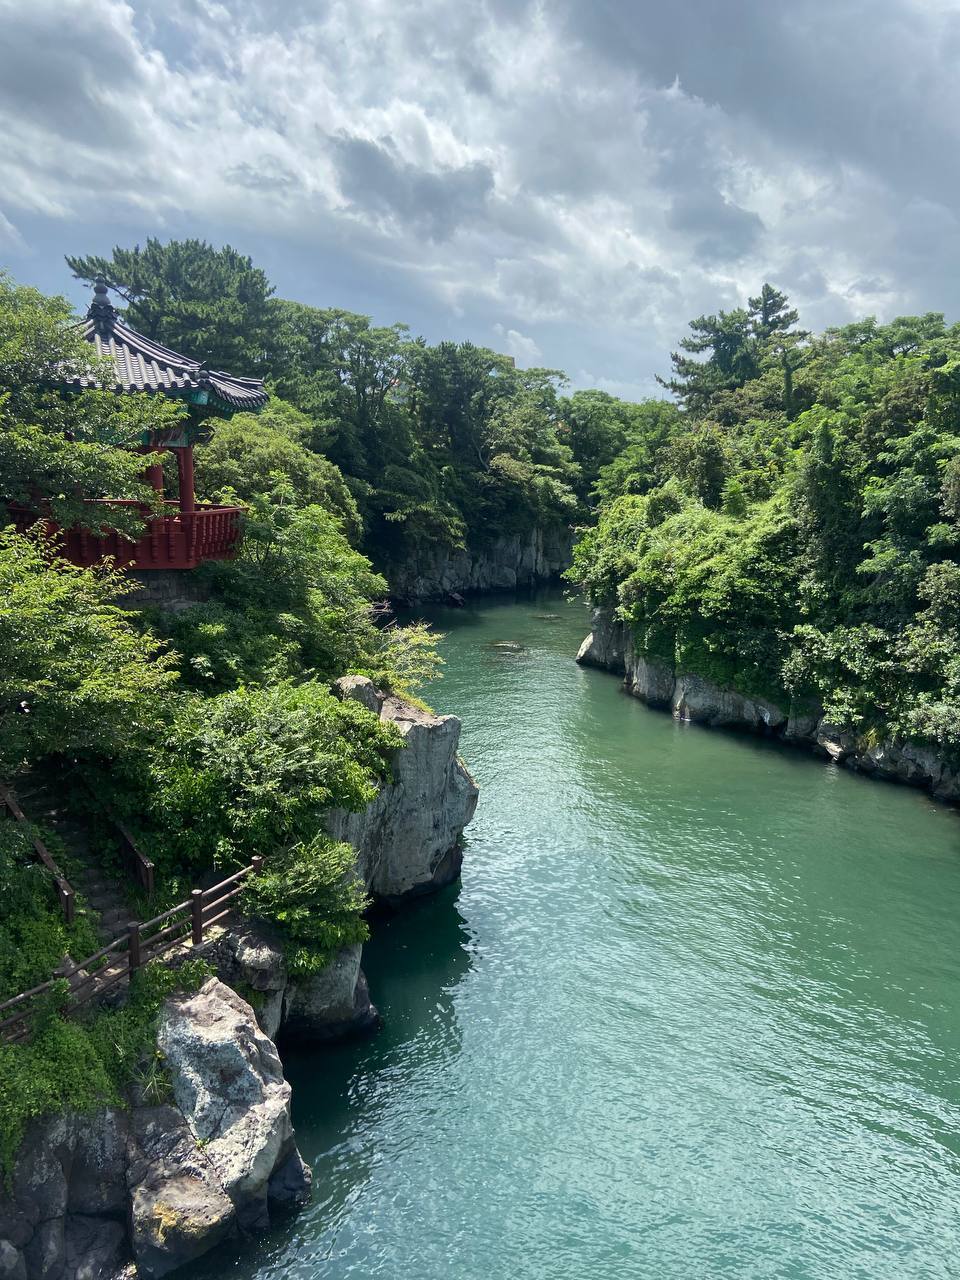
[388,526,572,603]
[577,607,960,802]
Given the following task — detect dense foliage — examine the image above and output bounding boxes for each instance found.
[0,272,182,534]
[69,242,594,569]
[569,287,960,756]
[0,272,437,1003]
[0,531,176,776]
[0,959,212,1180]
[0,820,99,1002]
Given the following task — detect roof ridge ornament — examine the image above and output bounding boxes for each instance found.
[87,275,118,333]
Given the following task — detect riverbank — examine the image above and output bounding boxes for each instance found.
[577,606,960,805]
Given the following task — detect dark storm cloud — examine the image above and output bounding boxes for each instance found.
[559,0,960,207]
[667,192,764,264]
[331,135,495,242]
[2,0,959,395]
[0,3,142,147]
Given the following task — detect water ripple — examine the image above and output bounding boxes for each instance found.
[192,593,960,1280]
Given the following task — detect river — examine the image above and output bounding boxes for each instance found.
[200,590,960,1279]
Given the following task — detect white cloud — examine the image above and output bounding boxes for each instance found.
[493,323,543,366]
[0,0,958,395]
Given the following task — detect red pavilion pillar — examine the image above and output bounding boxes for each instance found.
[140,446,164,496]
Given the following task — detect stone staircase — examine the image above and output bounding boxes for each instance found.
[14,773,138,945]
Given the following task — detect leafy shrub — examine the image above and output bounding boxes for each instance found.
[241,835,370,974]
[0,531,177,776]
[0,821,100,1002]
[134,681,402,877]
[0,958,211,1180]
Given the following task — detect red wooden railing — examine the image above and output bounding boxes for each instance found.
[7,500,243,571]
[0,857,264,1044]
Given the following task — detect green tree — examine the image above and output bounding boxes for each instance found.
[0,531,177,775]
[0,273,182,533]
[194,398,361,539]
[66,239,275,375]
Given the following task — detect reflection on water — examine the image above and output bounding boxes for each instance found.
[198,589,960,1280]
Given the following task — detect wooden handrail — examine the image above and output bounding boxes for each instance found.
[0,785,76,924]
[113,818,155,896]
[0,854,266,1042]
[77,778,156,897]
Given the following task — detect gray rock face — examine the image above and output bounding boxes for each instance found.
[578,610,788,730]
[628,655,677,709]
[331,675,383,715]
[578,605,960,805]
[282,945,378,1043]
[0,1240,26,1280]
[2,1128,132,1280]
[156,980,302,1231]
[671,673,787,731]
[209,683,477,1046]
[388,525,572,603]
[216,927,378,1047]
[127,1106,234,1280]
[576,611,627,674]
[0,983,310,1280]
[327,695,479,904]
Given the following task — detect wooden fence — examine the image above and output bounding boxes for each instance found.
[0,784,76,922]
[0,856,263,1045]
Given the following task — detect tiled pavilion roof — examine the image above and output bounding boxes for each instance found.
[62,279,268,414]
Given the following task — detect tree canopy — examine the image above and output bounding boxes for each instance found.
[570,289,960,761]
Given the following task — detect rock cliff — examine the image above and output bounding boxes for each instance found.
[216,678,479,1046]
[0,681,478,1279]
[387,525,572,603]
[326,682,480,904]
[577,607,960,801]
[0,980,310,1280]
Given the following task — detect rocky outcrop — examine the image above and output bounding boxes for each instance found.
[0,981,310,1280]
[578,606,960,802]
[156,981,308,1233]
[216,929,379,1046]
[388,525,572,604]
[209,678,478,1048]
[280,945,378,1044]
[577,613,786,730]
[328,680,479,904]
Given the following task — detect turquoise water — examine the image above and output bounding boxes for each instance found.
[203,591,960,1279]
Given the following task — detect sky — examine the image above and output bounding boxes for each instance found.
[1,0,958,400]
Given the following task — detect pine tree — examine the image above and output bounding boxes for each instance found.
[66,239,275,375]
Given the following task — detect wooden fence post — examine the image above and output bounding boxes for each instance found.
[191,889,204,946]
[128,923,141,973]
[251,856,263,875]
